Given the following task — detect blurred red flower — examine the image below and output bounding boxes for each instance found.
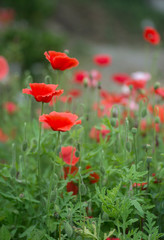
[39,111,81,132]
[86,165,100,184]
[3,102,18,114]
[143,27,160,45]
[112,73,130,85]
[126,80,146,90]
[66,181,78,195]
[0,56,9,81]
[90,125,110,143]
[60,146,79,166]
[106,238,120,240]
[155,88,164,98]
[0,8,15,24]
[22,83,63,103]
[74,70,89,84]
[63,166,78,179]
[68,89,81,98]
[0,129,9,143]
[93,54,112,67]
[44,51,79,71]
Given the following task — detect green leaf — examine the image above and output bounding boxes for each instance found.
[0,225,11,240]
[131,200,144,217]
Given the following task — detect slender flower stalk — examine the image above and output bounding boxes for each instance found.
[38,102,44,182]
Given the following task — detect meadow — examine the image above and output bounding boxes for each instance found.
[0,26,164,240]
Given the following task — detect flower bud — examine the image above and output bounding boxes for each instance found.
[132,127,137,134]
[147,156,152,164]
[111,118,116,127]
[83,77,88,88]
[155,116,160,124]
[22,141,28,152]
[98,81,101,90]
[154,81,160,90]
[75,151,80,157]
[64,221,73,238]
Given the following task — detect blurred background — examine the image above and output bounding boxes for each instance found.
[0,0,164,87]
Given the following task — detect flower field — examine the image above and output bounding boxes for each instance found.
[0,26,164,240]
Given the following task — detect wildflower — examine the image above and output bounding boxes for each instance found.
[44,51,79,71]
[143,27,160,45]
[0,128,9,143]
[93,54,112,67]
[0,56,9,81]
[74,70,89,84]
[3,102,18,114]
[22,83,63,103]
[112,73,130,85]
[63,166,78,179]
[68,89,81,98]
[86,165,100,184]
[89,125,110,143]
[66,181,78,195]
[39,111,81,132]
[59,146,79,166]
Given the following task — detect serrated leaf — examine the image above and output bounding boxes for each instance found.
[131,200,144,217]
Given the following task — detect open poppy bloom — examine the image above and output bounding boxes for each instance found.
[112,73,130,85]
[68,89,81,98]
[106,238,120,240]
[89,125,110,143]
[3,102,18,114]
[155,88,164,98]
[93,54,112,67]
[22,83,63,103]
[39,111,81,132]
[66,181,78,195]
[86,165,100,184]
[143,27,160,45]
[44,51,79,71]
[0,56,9,81]
[59,146,79,166]
[126,79,146,90]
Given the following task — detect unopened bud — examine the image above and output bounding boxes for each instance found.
[155,116,160,124]
[22,141,28,152]
[83,77,88,88]
[147,156,152,164]
[154,82,160,90]
[111,118,116,127]
[132,127,137,134]
[75,151,80,157]
[64,221,73,238]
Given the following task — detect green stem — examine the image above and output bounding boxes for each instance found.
[133,134,138,172]
[38,102,44,182]
[47,131,60,223]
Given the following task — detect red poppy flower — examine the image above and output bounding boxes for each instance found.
[3,102,18,114]
[74,70,89,84]
[66,181,78,195]
[126,80,146,90]
[86,165,100,184]
[0,128,9,143]
[60,146,79,166]
[155,88,164,98]
[0,8,15,23]
[93,54,112,67]
[0,56,9,81]
[63,166,78,179]
[68,89,81,98]
[22,83,63,103]
[60,95,72,104]
[44,51,79,71]
[39,111,81,132]
[154,105,164,123]
[132,182,147,191]
[89,125,110,143]
[112,73,130,85]
[143,27,160,45]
